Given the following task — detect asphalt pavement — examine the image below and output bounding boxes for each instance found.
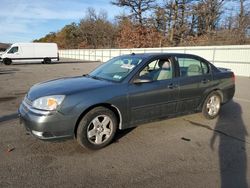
[0,60,249,188]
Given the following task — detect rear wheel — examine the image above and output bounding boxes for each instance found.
[3,58,12,65]
[76,107,118,150]
[202,91,221,119]
[43,58,51,64]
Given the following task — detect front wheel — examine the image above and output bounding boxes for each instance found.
[202,92,221,119]
[76,107,118,150]
[3,58,12,65]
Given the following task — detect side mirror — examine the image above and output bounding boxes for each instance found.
[133,78,153,84]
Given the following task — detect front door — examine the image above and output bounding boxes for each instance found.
[6,46,20,60]
[128,57,179,124]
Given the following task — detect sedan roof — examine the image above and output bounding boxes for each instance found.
[121,52,199,58]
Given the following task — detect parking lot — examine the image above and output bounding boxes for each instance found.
[0,60,250,188]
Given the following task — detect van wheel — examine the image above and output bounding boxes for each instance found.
[202,91,221,119]
[76,107,118,150]
[43,58,51,64]
[3,58,12,65]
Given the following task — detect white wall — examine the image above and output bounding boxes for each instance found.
[59,45,250,77]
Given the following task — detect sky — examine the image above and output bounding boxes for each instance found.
[0,0,121,43]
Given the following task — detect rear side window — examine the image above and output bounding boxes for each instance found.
[178,57,209,77]
[8,47,18,54]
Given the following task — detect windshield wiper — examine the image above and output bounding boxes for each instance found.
[91,75,102,80]
[85,74,102,80]
[84,74,113,82]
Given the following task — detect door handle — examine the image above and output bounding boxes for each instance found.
[168,83,178,89]
[201,79,210,84]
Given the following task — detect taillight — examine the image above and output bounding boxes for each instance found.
[232,72,235,82]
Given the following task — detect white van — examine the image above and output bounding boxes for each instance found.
[0,43,59,65]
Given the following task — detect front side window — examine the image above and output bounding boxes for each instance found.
[138,58,173,81]
[89,56,143,82]
[8,47,18,54]
[178,58,207,77]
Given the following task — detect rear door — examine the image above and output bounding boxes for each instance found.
[128,56,179,124]
[175,54,212,113]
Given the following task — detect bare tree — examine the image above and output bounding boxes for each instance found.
[195,0,224,35]
[163,0,195,45]
[111,0,155,26]
[222,0,250,43]
[237,0,248,29]
[152,7,167,35]
[78,8,117,48]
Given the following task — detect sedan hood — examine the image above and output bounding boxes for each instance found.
[27,76,113,101]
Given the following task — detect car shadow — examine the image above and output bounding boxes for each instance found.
[210,100,248,188]
[113,127,136,143]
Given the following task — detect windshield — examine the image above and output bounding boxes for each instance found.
[89,56,143,82]
[7,46,18,54]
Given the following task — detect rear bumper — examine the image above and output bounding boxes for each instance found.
[222,85,235,104]
[18,102,75,140]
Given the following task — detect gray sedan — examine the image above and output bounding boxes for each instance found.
[19,53,235,149]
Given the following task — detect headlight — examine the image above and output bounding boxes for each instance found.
[32,95,65,111]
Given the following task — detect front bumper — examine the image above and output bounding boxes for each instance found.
[19,100,75,140]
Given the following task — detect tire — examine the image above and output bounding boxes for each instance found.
[3,58,12,65]
[76,107,118,150]
[202,91,221,119]
[43,58,51,64]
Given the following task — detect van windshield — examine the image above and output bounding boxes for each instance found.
[7,47,18,54]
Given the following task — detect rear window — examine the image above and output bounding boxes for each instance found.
[178,58,209,77]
